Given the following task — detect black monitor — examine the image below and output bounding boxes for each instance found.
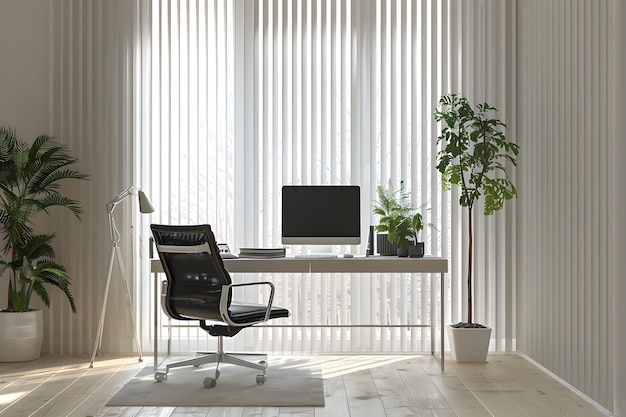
[281,185,361,245]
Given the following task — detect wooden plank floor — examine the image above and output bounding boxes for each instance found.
[0,354,608,417]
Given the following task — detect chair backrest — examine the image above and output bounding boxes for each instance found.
[150,224,232,322]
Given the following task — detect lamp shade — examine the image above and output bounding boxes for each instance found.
[138,190,155,213]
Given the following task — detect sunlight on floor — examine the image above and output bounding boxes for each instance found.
[0,391,27,405]
[318,354,417,378]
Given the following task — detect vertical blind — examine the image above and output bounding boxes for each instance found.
[44,0,624,411]
[142,0,513,354]
[45,0,514,356]
[516,0,618,411]
[49,0,146,355]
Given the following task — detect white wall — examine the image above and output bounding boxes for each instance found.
[516,0,622,413]
[0,1,51,309]
[0,0,49,139]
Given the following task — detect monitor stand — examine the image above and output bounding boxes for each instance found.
[293,245,338,259]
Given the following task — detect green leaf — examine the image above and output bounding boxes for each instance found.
[433,94,519,321]
[0,126,88,312]
[434,94,518,215]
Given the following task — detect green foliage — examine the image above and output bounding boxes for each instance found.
[373,181,424,249]
[1,234,75,313]
[433,94,519,324]
[0,126,87,312]
[434,94,519,215]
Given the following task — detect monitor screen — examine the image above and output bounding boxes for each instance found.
[281,185,361,245]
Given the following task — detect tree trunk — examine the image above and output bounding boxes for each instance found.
[467,205,473,324]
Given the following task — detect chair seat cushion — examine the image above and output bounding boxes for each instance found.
[229,302,290,323]
[173,300,289,324]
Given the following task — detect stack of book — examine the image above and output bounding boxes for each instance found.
[238,247,286,258]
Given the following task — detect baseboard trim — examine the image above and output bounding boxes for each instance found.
[517,352,613,416]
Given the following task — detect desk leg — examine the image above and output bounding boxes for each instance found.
[441,272,445,371]
[154,272,158,370]
[430,274,435,356]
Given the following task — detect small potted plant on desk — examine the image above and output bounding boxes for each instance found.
[434,94,519,362]
[373,181,425,257]
[0,127,87,362]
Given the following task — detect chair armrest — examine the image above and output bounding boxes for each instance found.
[218,281,276,325]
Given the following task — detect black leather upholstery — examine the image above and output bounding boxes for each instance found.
[150,224,289,387]
[151,224,289,334]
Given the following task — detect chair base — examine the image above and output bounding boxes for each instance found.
[154,336,268,388]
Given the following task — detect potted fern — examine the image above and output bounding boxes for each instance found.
[434,94,519,361]
[373,181,424,257]
[0,127,87,361]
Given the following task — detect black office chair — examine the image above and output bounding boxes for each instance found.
[150,224,290,388]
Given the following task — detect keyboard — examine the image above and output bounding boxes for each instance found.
[294,254,338,259]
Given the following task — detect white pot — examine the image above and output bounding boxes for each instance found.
[0,309,44,362]
[446,324,491,362]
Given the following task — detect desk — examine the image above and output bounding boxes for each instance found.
[151,255,448,370]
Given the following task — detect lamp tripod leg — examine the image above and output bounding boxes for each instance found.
[90,246,116,367]
[114,244,144,363]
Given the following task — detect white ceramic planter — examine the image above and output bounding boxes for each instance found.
[446,324,491,362]
[0,309,44,362]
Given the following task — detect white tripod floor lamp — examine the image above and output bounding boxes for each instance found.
[90,186,154,367]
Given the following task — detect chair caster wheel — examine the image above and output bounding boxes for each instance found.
[204,377,217,388]
[155,372,167,382]
[256,374,266,385]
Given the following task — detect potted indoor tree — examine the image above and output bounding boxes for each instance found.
[434,94,519,361]
[0,127,87,361]
[373,181,424,257]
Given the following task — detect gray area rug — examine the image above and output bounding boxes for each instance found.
[107,356,324,407]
